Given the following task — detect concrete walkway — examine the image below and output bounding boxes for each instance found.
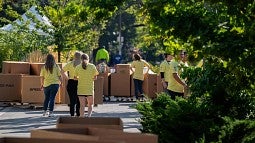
[0,102,142,138]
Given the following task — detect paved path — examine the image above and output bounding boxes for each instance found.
[0,102,142,138]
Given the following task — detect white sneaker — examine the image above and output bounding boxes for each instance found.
[42,111,48,117]
[48,112,54,117]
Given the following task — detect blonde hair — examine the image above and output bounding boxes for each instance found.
[73,51,82,67]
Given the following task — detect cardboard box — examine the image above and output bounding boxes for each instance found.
[98,73,110,96]
[143,74,158,99]
[130,75,135,97]
[31,128,99,141]
[56,117,123,130]
[156,75,164,93]
[30,63,44,75]
[0,137,120,143]
[0,74,22,101]
[94,76,104,104]
[21,75,61,104]
[2,61,30,74]
[21,75,44,103]
[110,73,131,97]
[31,128,158,143]
[116,64,131,74]
[30,63,66,76]
[59,78,70,104]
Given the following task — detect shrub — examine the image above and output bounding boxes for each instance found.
[136,93,223,143]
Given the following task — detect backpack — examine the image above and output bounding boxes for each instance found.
[98,62,106,73]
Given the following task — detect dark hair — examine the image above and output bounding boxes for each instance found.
[45,54,55,74]
[164,53,171,58]
[81,53,89,69]
[133,53,141,61]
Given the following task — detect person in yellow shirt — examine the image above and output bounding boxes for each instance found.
[160,53,173,91]
[167,51,188,100]
[74,53,99,117]
[40,54,62,117]
[62,51,81,117]
[130,53,150,101]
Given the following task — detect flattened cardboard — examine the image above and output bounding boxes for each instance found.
[31,128,98,141]
[0,137,121,143]
[31,128,158,143]
[56,117,123,130]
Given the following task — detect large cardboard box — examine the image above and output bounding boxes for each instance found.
[30,63,66,76]
[130,75,135,97]
[94,76,104,104]
[59,78,69,104]
[56,117,123,130]
[98,73,110,96]
[21,75,61,104]
[116,64,131,74]
[31,128,158,143]
[143,74,158,99]
[0,74,22,101]
[0,137,119,143]
[21,75,44,103]
[30,63,44,75]
[110,73,131,97]
[156,75,164,93]
[2,61,30,74]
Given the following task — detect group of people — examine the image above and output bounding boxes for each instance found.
[40,52,98,117]
[39,48,189,117]
[160,50,189,100]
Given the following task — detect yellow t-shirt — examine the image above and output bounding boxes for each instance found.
[63,61,77,79]
[159,60,171,82]
[167,61,184,93]
[74,63,99,95]
[131,60,150,81]
[40,65,61,87]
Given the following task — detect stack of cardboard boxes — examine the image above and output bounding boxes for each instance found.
[29,116,158,143]
[110,64,132,97]
[0,116,158,143]
[0,61,104,105]
[110,64,162,99]
[0,61,65,104]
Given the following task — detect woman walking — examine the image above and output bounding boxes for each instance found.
[74,53,99,117]
[40,54,62,117]
[62,51,81,117]
[130,53,150,101]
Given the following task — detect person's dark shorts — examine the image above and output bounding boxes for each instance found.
[167,89,184,100]
[78,95,92,97]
